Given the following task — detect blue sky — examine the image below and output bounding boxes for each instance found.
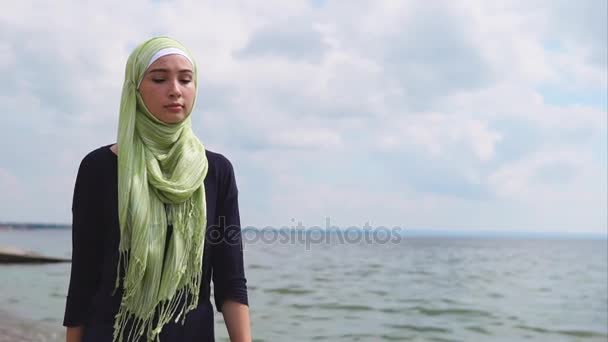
[0,0,606,234]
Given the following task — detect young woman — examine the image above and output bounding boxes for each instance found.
[63,37,251,342]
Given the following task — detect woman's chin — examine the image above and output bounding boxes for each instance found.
[158,112,187,124]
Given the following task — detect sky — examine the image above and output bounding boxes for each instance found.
[0,0,606,234]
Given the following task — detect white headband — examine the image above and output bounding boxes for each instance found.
[138,48,194,88]
[147,48,193,69]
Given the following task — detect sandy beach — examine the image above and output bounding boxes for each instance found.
[0,310,63,342]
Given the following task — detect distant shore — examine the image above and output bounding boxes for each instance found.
[1,222,606,240]
[0,310,63,342]
[0,223,70,230]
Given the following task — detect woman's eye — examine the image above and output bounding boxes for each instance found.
[152,79,165,83]
[180,79,192,84]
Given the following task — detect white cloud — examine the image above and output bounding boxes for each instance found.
[489,147,597,198]
[377,113,503,162]
[0,168,22,199]
[0,0,606,233]
[487,146,607,232]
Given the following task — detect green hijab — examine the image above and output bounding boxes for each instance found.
[114,36,208,342]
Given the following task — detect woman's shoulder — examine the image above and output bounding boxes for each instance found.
[205,149,235,173]
[78,144,115,171]
[204,149,237,190]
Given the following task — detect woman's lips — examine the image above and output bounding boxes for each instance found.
[165,105,183,113]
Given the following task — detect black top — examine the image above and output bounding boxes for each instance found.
[63,145,248,342]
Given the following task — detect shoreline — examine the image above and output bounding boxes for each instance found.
[0,310,63,342]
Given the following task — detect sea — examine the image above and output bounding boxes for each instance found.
[0,228,606,342]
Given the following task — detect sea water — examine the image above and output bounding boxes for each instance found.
[1,229,606,341]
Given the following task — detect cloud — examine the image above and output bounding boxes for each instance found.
[376,113,503,162]
[0,168,22,200]
[0,0,605,233]
[236,21,329,63]
[487,146,607,231]
[545,0,608,68]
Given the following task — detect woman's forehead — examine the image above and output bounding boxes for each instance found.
[147,54,193,72]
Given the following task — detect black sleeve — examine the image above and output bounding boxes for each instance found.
[63,153,105,326]
[212,156,249,312]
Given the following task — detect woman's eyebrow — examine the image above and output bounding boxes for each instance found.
[148,68,193,73]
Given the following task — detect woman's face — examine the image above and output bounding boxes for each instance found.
[138,54,195,124]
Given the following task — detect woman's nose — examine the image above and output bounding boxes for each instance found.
[168,79,182,98]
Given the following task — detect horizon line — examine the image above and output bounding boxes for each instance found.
[1,221,606,238]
